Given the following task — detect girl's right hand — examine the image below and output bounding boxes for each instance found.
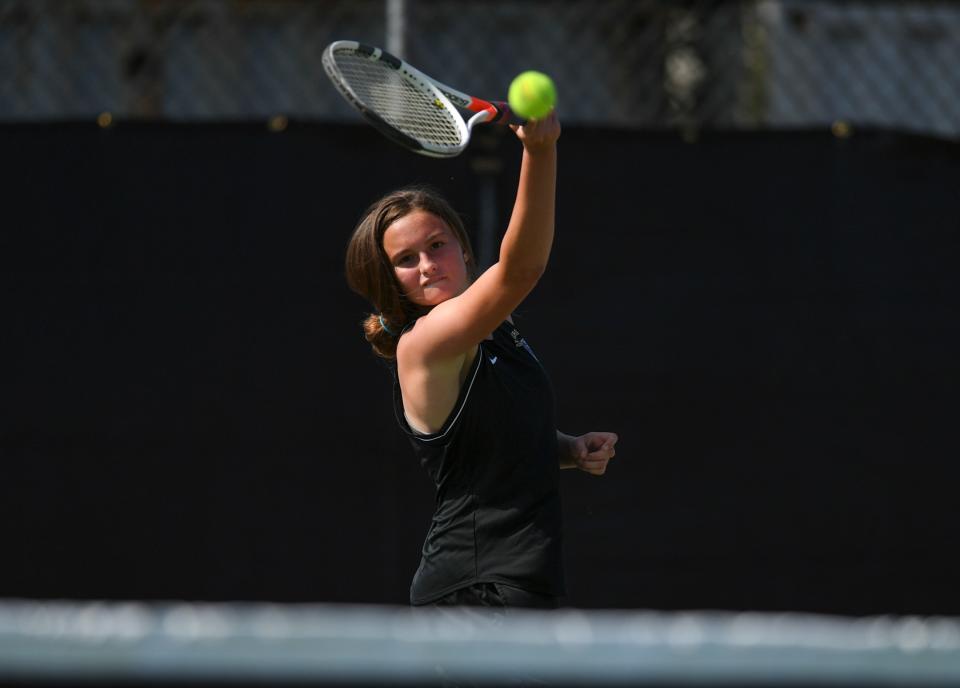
[509,111,561,153]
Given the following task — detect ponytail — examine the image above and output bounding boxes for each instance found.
[362,312,407,359]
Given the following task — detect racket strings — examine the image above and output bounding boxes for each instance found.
[332,51,464,149]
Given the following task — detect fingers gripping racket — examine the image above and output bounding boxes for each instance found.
[322,40,515,158]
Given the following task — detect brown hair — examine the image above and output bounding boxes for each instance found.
[345,186,476,359]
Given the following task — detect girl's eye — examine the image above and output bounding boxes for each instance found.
[431,241,445,250]
[397,255,414,266]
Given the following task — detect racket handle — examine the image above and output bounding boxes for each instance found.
[488,101,525,126]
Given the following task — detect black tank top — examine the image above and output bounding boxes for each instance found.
[392,320,565,604]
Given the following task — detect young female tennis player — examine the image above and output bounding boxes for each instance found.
[345,113,618,609]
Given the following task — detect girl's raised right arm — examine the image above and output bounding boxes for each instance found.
[406,113,561,362]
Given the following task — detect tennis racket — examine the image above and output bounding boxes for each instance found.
[322,40,517,158]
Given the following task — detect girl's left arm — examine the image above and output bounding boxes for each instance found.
[558,430,618,475]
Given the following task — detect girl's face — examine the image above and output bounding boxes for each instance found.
[382,210,469,307]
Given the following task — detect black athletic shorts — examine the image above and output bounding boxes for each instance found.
[425,581,559,610]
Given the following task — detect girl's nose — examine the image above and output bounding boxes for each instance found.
[420,254,438,274]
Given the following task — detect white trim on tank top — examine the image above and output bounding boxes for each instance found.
[405,344,485,443]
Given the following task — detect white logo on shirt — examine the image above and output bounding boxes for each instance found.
[488,355,498,365]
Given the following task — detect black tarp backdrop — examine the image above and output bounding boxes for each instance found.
[2,123,958,614]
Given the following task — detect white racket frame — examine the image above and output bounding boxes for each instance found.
[322,40,511,158]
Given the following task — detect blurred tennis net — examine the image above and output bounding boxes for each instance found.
[2,599,960,686]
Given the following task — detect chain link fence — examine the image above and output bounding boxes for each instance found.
[1,0,958,138]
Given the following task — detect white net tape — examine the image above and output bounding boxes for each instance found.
[2,600,960,685]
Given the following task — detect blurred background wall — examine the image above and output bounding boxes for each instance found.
[3,0,960,136]
[2,0,959,614]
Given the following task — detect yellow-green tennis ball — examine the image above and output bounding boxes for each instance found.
[508,71,557,120]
